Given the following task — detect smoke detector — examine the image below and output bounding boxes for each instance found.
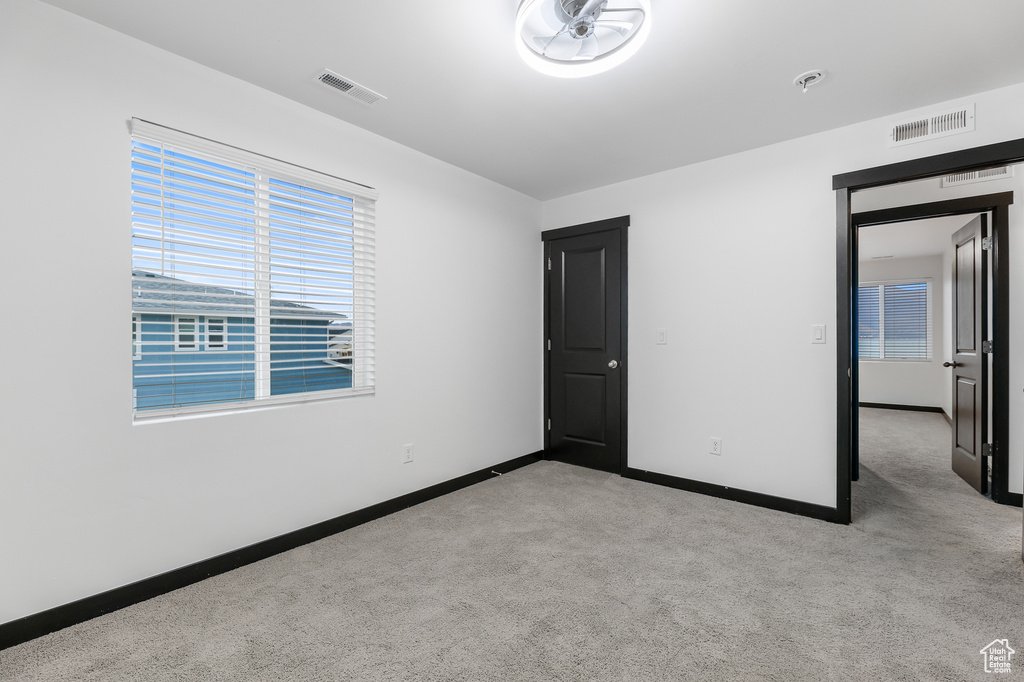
[793,70,826,93]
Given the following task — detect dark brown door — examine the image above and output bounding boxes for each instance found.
[544,219,626,473]
[949,214,987,493]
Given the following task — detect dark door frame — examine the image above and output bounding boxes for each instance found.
[834,139,1024,523]
[542,215,629,474]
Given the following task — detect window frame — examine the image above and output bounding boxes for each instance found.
[206,317,227,351]
[174,316,199,352]
[857,277,933,362]
[132,314,142,360]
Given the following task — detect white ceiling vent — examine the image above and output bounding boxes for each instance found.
[314,69,386,106]
[941,165,1014,188]
[887,104,975,148]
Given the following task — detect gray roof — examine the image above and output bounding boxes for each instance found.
[132,270,346,320]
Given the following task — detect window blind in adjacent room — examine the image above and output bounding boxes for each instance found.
[857,280,931,361]
[882,281,930,360]
[857,285,880,359]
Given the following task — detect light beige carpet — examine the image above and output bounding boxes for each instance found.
[2,408,1022,680]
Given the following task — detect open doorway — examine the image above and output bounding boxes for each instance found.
[833,142,1024,532]
[849,191,1013,504]
[854,208,991,498]
[856,214,972,420]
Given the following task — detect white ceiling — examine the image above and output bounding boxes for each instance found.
[858,215,976,262]
[38,0,1024,200]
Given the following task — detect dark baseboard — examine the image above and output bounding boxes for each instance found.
[995,491,1024,508]
[860,402,944,414]
[0,451,543,651]
[859,402,951,424]
[623,468,843,524]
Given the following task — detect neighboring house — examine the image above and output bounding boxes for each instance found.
[132,270,352,411]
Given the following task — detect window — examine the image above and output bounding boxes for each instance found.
[131,119,376,420]
[207,318,226,350]
[175,316,198,351]
[132,315,141,360]
[324,324,353,367]
[857,280,931,360]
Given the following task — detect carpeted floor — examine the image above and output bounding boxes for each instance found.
[2,408,1022,680]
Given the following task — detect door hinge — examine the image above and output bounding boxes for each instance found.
[547,418,551,431]
[982,340,993,353]
[982,236,994,251]
[982,442,995,458]
[547,258,552,271]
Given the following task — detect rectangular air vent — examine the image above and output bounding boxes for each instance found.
[314,69,387,106]
[887,103,975,147]
[941,165,1014,187]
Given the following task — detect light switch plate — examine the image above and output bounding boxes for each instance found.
[811,324,826,344]
[656,328,667,345]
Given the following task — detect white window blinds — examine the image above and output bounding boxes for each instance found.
[857,280,931,360]
[857,285,880,358]
[130,119,376,421]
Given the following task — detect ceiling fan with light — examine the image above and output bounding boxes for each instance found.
[515,0,652,78]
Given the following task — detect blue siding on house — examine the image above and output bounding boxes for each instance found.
[270,318,351,396]
[133,314,351,411]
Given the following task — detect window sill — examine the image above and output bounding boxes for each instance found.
[132,387,374,425]
[858,359,933,364]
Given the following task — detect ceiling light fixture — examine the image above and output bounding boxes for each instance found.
[515,0,652,78]
[793,69,826,93]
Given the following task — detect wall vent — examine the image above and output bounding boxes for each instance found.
[314,69,387,106]
[887,103,975,147]
[941,165,1014,187]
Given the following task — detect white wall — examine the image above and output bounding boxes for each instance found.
[542,84,1024,503]
[857,255,948,411]
[0,0,542,625]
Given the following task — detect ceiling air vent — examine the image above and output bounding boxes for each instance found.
[941,165,1014,188]
[887,103,975,148]
[314,69,387,106]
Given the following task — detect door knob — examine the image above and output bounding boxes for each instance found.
[608,359,619,369]
[942,361,959,368]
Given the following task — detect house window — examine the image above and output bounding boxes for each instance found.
[132,315,141,360]
[131,119,376,420]
[858,280,931,360]
[207,318,226,350]
[175,316,198,351]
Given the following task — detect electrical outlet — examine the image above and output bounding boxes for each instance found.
[402,443,414,463]
[710,437,722,456]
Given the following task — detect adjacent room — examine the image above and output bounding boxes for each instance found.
[853,165,1023,502]
[2,0,1024,678]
